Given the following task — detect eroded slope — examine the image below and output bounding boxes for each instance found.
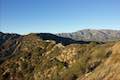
[0,34,119,80]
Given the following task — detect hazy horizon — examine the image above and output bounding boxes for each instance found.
[1,28,120,35]
[0,0,120,34]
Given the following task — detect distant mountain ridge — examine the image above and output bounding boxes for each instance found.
[56,29,120,42]
[29,33,90,45]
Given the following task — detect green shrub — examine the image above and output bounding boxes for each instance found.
[61,57,89,79]
[92,48,106,59]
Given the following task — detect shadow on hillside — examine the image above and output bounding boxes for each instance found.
[35,33,90,45]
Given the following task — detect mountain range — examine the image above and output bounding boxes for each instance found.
[57,29,120,42]
[0,29,120,80]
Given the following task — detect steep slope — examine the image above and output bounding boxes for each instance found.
[0,34,66,80]
[0,32,20,47]
[0,32,21,64]
[57,29,120,42]
[78,41,120,80]
[0,32,120,80]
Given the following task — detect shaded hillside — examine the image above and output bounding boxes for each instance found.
[0,32,120,80]
[57,29,120,42]
[0,32,20,47]
[29,33,91,45]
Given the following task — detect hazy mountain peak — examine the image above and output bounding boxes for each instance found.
[57,29,120,42]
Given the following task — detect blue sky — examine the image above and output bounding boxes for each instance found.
[0,0,120,34]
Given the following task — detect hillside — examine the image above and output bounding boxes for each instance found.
[0,32,20,47]
[57,29,120,42]
[0,32,120,80]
